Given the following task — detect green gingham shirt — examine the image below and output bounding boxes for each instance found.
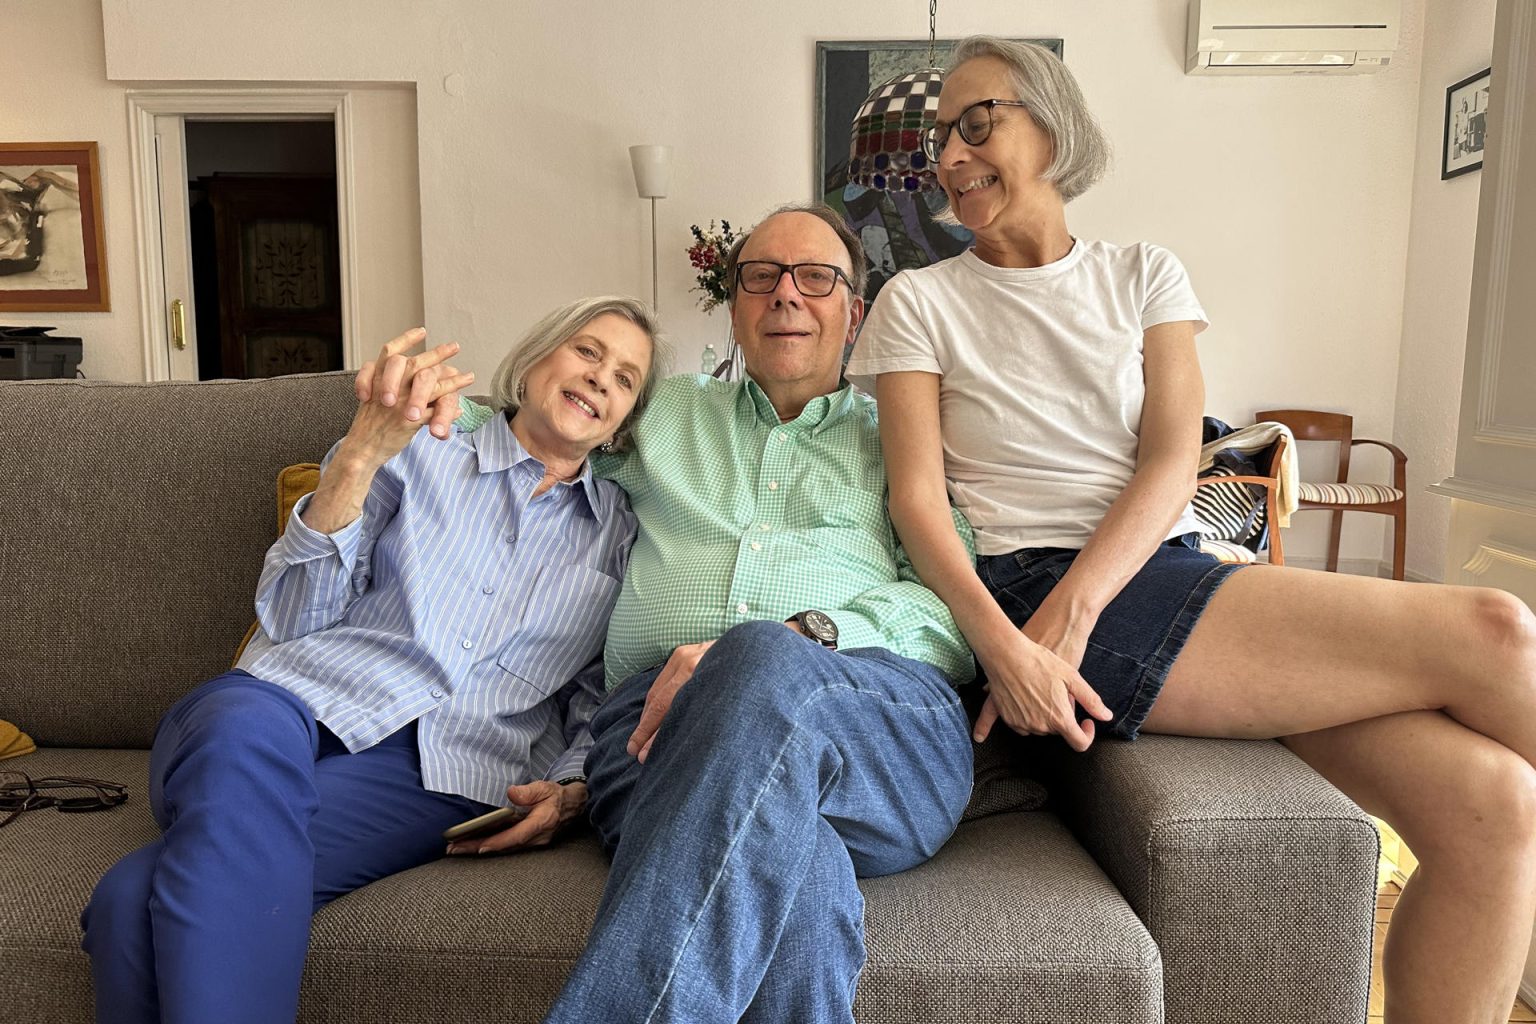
[460,375,975,688]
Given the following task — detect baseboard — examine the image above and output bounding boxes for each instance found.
[1522,976,1536,1014]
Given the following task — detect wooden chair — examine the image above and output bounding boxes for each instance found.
[1255,409,1407,580]
[1194,432,1288,566]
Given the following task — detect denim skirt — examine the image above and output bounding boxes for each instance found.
[974,534,1243,740]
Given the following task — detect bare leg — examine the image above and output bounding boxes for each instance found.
[1140,565,1536,1022]
[1143,566,1536,761]
[1283,711,1536,1024]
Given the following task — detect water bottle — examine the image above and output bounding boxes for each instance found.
[701,344,717,375]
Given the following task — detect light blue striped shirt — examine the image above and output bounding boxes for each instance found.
[237,412,635,808]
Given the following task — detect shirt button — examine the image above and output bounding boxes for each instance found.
[461,639,473,650]
[759,523,770,532]
[482,585,495,595]
[751,542,762,551]
[430,687,444,699]
[767,481,779,491]
[505,536,515,544]
[736,602,749,614]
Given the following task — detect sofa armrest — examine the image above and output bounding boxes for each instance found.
[1042,734,1377,1024]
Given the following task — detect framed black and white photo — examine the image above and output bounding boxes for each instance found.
[0,141,110,312]
[1442,67,1492,180]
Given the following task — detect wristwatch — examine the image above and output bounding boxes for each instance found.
[791,610,839,650]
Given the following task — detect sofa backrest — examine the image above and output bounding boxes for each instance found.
[1,373,358,748]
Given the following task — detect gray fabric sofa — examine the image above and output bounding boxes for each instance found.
[0,372,1378,1023]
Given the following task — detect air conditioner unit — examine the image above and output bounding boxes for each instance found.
[1187,0,1400,75]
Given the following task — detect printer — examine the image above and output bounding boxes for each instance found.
[0,325,83,379]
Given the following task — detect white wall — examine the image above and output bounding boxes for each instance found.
[4,1,140,382]
[1392,0,1497,581]
[13,0,1453,564]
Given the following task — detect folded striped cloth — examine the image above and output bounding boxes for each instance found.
[0,720,36,761]
[1197,421,1298,527]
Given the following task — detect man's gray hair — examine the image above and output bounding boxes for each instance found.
[723,203,868,303]
[487,295,670,453]
[940,36,1110,207]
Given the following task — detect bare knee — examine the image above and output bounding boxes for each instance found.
[1464,588,1536,667]
[1401,746,1536,864]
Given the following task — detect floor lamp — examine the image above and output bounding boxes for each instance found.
[628,145,671,311]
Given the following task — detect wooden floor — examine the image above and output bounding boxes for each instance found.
[1372,880,1536,1022]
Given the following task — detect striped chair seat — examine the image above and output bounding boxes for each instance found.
[1199,538,1261,564]
[1297,481,1404,505]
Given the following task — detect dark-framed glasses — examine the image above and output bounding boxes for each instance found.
[920,98,1032,163]
[735,261,853,299]
[0,771,128,828]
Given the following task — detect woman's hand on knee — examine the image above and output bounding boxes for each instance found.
[973,632,1112,752]
[445,780,587,856]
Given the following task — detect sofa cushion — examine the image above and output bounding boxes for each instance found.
[3,746,1160,1024]
[0,374,358,749]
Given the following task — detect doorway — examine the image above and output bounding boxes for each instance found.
[127,90,368,383]
[186,120,342,380]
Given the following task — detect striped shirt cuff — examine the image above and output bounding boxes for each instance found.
[281,492,367,569]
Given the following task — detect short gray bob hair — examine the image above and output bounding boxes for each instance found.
[941,36,1110,205]
[487,295,669,453]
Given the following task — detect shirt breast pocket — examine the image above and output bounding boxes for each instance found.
[496,563,620,696]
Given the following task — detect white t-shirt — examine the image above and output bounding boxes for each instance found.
[846,239,1209,556]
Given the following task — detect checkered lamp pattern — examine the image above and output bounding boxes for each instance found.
[847,69,945,193]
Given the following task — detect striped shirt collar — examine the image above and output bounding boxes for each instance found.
[469,411,606,522]
[740,374,856,436]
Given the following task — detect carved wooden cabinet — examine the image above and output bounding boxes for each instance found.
[205,174,342,378]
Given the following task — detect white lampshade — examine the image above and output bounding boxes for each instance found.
[628,145,671,199]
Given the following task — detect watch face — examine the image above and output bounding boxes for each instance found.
[802,610,837,642]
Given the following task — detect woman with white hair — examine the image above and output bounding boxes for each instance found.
[849,35,1536,1023]
[81,296,665,1024]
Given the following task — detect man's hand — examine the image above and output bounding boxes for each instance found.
[627,640,716,763]
[353,328,470,443]
[444,780,587,856]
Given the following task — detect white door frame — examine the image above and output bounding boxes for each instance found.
[126,89,361,381]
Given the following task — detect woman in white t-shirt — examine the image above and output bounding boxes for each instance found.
[847,36,1536,1021]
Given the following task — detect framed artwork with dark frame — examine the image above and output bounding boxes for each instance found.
[814,38,1063,304]
[0,141,110,312]
[1442,67,1492,180]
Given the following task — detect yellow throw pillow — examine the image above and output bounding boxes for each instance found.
[232,464,322,665]
[0,720,37,761]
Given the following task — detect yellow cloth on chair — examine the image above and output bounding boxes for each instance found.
[0,720,37,761]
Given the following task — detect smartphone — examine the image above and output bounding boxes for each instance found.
[442,804,528,843]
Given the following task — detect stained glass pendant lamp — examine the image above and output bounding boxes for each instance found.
[847,0,945,193]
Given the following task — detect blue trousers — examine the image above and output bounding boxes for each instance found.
[79,671,488,1024]
[543,621,974,1024]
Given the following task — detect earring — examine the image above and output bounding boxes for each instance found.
[598,440,615,454]
[515,381,525,402]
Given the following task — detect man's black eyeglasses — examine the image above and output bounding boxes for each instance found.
[0,771,128,828]
[735,261,853,299]
[920,98,1032,163]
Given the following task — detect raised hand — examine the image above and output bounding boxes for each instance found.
[299,329,473,536]
[353,327,472,443]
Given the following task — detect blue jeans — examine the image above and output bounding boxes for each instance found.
[79,672,489,1024]
[543,621,974,1024]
